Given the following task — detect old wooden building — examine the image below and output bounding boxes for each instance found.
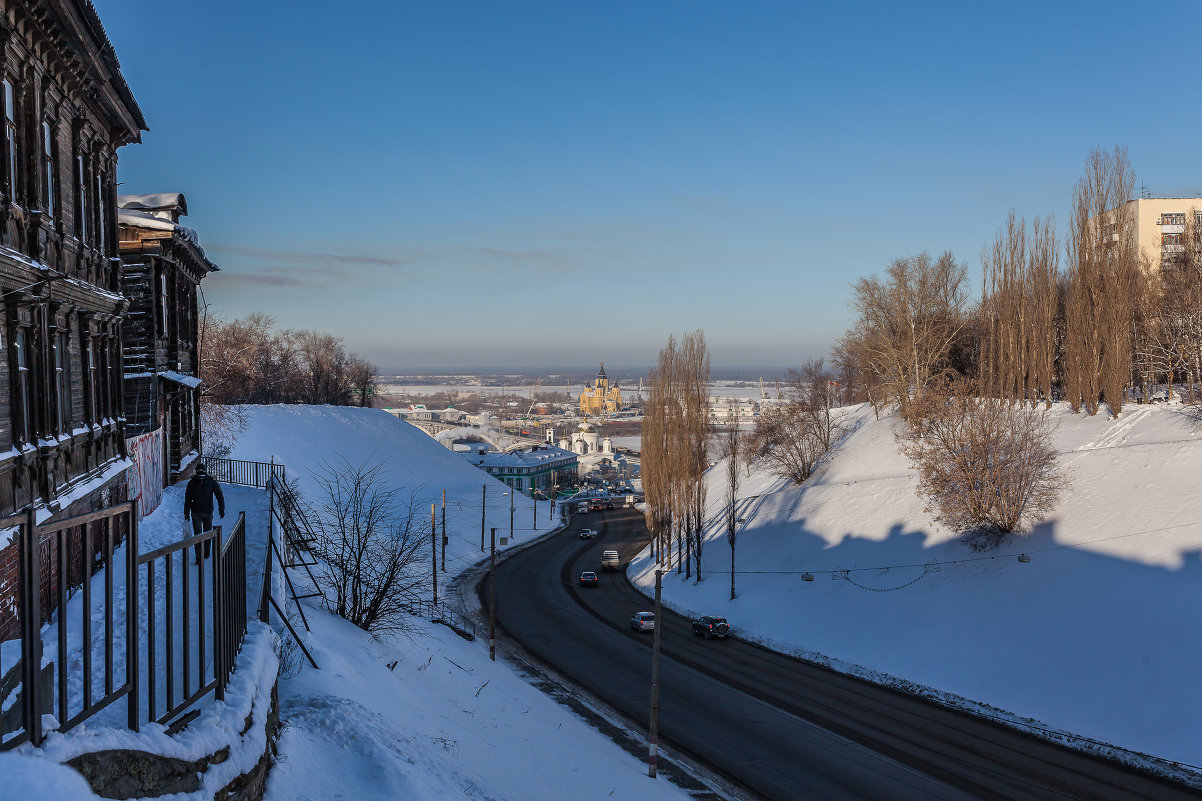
[0,0,145,520]
[119,192,217,496]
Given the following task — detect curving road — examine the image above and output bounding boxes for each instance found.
[482,507,1198,801]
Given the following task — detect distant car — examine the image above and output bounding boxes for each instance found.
[578,529,596,540]
[577,502,590,514]
[605,499,614,509]
[579,571,598,587]
[691,616,730,639]
[601,550,620,571]
[589,499,604,512]
[631,612,655,632]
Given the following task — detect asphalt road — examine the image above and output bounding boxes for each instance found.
[484,507,1199,801]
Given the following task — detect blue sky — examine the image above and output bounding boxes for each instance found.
[95,1,1202,371]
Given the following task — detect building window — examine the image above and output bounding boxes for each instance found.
[1163,233,1183,247]
[1160,213,1185,226]
[160,272,169,336]
[86,337,97,423]
[3,79,16,198]
[54,331,71,433]
[76,154,87,242]
[14,328,31,443]
[96,171,106,254]
[42,121,54,218]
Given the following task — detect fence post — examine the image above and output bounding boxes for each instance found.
[213,526,225,701]
[127,499,140,732]
[261,478,274,623]
[20,508,43,745]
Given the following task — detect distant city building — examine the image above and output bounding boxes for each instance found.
[708,397,757,422]
[559,420,613,456]
[579,362,621,415]
[467,445,578,495]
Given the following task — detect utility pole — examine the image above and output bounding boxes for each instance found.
[533,492,538,530]
[648,569,663,778]
[441,489,447,572]
[430,503,437,604]
[509,488,514,541]
[480,484,486,552]
[489,527,497,661]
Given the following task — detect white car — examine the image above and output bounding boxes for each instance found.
[630,612,655,632]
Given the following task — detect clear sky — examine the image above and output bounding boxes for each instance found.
[94,1,1202,371]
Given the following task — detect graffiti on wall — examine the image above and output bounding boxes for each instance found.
[126,429,165,517]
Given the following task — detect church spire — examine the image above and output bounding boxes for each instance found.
[597,361,607,382]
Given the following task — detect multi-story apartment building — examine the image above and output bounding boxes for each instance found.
[119,193,217,510]
[1106,197,1202,272]
[0,0,145,519]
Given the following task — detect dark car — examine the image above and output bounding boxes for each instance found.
[579,571,598,587]
[605,499,615,509]
[691,616,730,639]
[578,529,596,540]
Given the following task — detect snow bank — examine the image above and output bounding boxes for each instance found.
[631,402,1202,768]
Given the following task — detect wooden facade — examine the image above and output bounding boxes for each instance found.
[119,193,217,483]
[0,0,145,520]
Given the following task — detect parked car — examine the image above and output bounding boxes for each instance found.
[691,616,730,639]
[631,612,655,632]
[601,550,620,571]
[578,529,596,540]
[579,571,598,587]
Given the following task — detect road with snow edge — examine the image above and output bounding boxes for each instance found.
[485,507,1198,801]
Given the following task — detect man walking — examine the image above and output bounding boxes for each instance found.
[184,464,225,562]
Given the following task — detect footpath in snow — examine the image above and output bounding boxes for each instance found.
[629,402,1202,771]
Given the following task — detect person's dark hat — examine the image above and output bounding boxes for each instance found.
[195,464,207,475]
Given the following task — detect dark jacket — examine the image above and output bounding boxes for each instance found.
[184,474,225,519]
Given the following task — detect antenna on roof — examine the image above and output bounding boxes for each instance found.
[1141,182,1151,199]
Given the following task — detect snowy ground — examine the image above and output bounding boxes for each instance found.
[629,401,1202,771]
[264,608,691,801]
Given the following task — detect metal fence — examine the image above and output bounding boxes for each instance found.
[405,599,476,639]
[0,502,139,749]
[0,500,252,749]
[133,513,247,728]
[201,457,285,490]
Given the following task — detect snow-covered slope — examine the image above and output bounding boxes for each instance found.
[630,402,1202,767]
[228,405,545,575]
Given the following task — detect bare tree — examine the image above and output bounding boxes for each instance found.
[722,406,742,600]
[1064,146,1139,415]
[899,379,1065,550]
[844,251,971,415]
[750,359,843,485]
[308,455,430,634]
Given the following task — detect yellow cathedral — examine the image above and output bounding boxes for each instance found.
[579,363,622,415]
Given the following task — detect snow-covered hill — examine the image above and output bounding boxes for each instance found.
[228,405,547,576]
[630,402,1202,768]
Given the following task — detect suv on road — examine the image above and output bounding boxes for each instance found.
[631,612,655,632]
[601,550,620,571]
[691,616,730,639]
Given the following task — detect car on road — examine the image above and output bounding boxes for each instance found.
[630,612,655,632]
[692,616,730,639]
[577,502,590,514]
[579,571,598,587]
[604,499,615,509]
[601,550,620,571]
[589,498,604,512]
[578,529,596,539]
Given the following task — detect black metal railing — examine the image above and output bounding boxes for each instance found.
[201,457,285,490]
[0,502,139,749]
[405,598,476,639]
[133,512,247,729]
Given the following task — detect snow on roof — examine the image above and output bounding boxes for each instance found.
[118,207,175,232]
[118,193,188,215]
[472,445,578,469]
